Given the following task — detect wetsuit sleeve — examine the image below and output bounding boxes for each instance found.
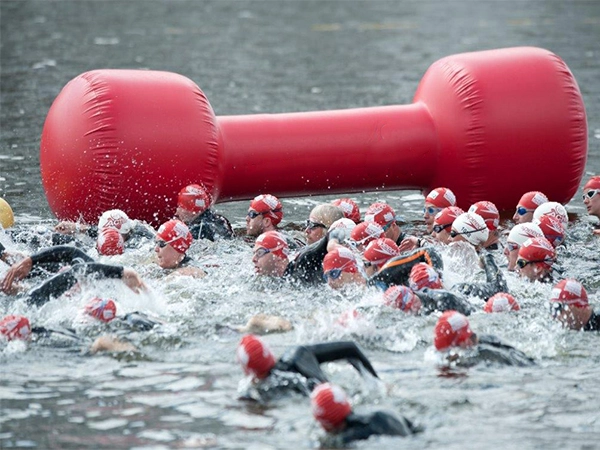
[453,253,507,301]
[29,245,94,266]
[284,235,329,284]
[476,334,535,366]
[340,411,416,443]
[275,346,328,383]
[306,342,379,378]
[0,242,5,259]
[368,247,443,290]
[26,263,124,306]
[416,288,474,316]
[189,210,234,241]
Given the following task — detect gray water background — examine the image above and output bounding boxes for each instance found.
[1,1,600,449]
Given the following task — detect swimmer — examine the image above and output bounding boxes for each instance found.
[322,247,366,289]
[483,293,521,313]
[515,236,556,283]
[449,212,489,251]
[512,191,548,224]
[581,175,600,235]
[362,238,400,278]
[236,334,379,402]
[533,214,566,248]
[368,246,443,290]
[433,311,534,367]
[364,202,403,245]
[311,383,418,445]
[384,283,474,316]
[422,187,457,234]
[347,221,385,254]
[175,184,233,241]
[549,279,599,331]
[305,204,344,245]
[468,201,501,250]
[504,222,544,271]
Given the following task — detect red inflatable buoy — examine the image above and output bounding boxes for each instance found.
[40,47,587,225]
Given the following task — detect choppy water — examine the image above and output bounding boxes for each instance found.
[1,1,600,449]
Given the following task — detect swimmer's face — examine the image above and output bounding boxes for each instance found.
[305,216,327,244]
[512,206,534,224]
[516,259,545,282]
[246,209,267,237]
[252,245,283,276]
[504,241,520,271]
[583,188,600,218]
[432,223,452,244]
[423,203,441,233]
[155,240,184,269]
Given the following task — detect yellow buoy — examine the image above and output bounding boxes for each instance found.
[0,197,15,229]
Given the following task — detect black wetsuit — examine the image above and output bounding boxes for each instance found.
[584,311,600,331]
[187,209,233,241]
[415,288,475,316]
[451,335,535,367]
[241,341,378,402]
[452,253,508,302]
[283,234,329,284]
[333,411,418,444]
[368,246,443,290]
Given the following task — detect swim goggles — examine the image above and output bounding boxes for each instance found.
[515,206,534,216]
[432,223,451,234]
[582,189,599,201]
[449,227,487,238]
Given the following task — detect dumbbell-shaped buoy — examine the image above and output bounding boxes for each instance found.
[40,46,587,225]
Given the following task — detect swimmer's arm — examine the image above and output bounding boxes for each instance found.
[30,245,94,266]
[172,266,206,278]
[89,335,138,354]
[54,221,98,237]
[309,342,379,378]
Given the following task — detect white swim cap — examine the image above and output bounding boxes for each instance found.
[507,222,544,246]
[533,201,568,226]
[98,209,133,236]
[450,212,489,246]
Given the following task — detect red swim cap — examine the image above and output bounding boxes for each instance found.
[236,334,276,379]
[332,198,361,224]
[550,279,588,308]
[383,285,421,313]
[323,247,359,274]
[85,297,117,323]
[517,191,548,210]
[364,202,396,228]
[363,238,400,266]
[0,315,31,341]
[533,214,566,248]
[255,231,289,259]
[156,219,193,254]
[97,227,125,256]
[468,201,500,231]
[434,311,474,351]
[409,263,442,291]
[249,194,283,226]
[517,237,556,269]
[311,383,352,431]
[349,221,385,248]
[98,209,133,236]
[425,187,456,208]
[584,176,600,191]
[484,293,520,313]
[433,206,464,227]
[177,184,211,214]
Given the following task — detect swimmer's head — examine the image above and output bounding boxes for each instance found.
[550,279,588,309]
[322,247,361,289]
[533,214,566,248]
[249,194,283,226]
[0,315,31,341]
[98,209,133,236]
[409,263,442,291]
[484,293,520,313]
[328,218,357,242]
[156,219,193,254]
[363,238,399,275]
[425,187,457,209]
[468,201,500,231]
[0,197,14,229]
[450,212,489,246]
[311,383,352,432]
[383,285,422,313]
[236,334,276,380]
[97,227,125,256]
[177,184,211,215]
[331,198,361,224]
[513,191,548,223]
[348,221,385,252]
[364,202,396,229]
[434,311,475,351]
[533,202,568,227]
[84,297,117,323]
[516,236,556,274]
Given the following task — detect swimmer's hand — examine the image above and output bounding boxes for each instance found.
[89,335,137,354]
[236,314,293,334]
[54,221,89,235]
[398,236,419,253]
[122,268,146,293]
[1,256,32,294]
